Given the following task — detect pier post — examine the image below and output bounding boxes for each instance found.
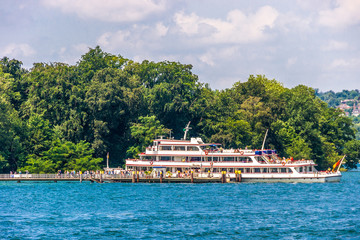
[80,173,82,183]
[100,173,103,183]
[132,171,135,183]
[222,171,226,183]
[191,170,194,183]
[137,171,139,183]
[238,170,242,182]
[160,171,163,183]
[235,171,238,182]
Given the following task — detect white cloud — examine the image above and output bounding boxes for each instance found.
[286,57,297,67]
[321,40,348,51]
[296,0,332,11]
[318,0,360,28]
[41,0,167,22]
[328,58,360,69]
[199,46,241,67]
[174,6,279,44]
[97,30,133,51]
[2,43,36,58]
[73,43,91,54]
[199,52,215,66]
[276,12,312,33]
[155,22,169,37]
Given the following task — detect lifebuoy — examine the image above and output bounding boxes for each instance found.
[150,161,153,165]
[239,151,244,155]
[282,161,286,166]
[205,150,209,155]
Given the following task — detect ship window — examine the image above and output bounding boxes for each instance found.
[160,156,171,161]
[239,157,253,163]
[263,168,268,173]
[271,168,278,173]
[224,157,234,161]
[288,168,293,173]
[299,167,303,172]
[160,146,172,151]
[239,168,244,173]
[254,168,261,173]
[187,146,199,151]
[174,146,186,151]
[228,168,234,173]
[246,168,251,173]
[308,166,312,172]
[280,168,287,173]
[256,157,266,164]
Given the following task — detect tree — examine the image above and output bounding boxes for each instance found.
[343,140,360,169]
[20,140,103,173]
[127,115,170,159]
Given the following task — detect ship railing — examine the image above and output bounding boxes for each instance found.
[0,173,137,179]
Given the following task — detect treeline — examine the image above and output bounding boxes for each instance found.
[316,89,360,140]
[316,89,360,108]
[0,46,359,173]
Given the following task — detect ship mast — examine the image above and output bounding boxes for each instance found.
[183,121,192,140]
[261,129,268,150]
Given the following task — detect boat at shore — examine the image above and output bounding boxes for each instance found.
[126,130,342,183]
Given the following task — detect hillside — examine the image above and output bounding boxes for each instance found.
[316,90,360,140]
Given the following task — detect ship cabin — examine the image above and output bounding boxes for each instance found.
[125,137,318,177]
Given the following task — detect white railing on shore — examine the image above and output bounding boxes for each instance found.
[0,173,135,179]
[0,173,205,180]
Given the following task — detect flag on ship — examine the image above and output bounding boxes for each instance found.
[332,159,341,171]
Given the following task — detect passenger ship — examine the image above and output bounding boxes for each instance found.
[126,128,342,183]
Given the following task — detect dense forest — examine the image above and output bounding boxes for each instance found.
[0,46,359,173]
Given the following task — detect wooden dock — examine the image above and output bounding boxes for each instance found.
[0,174,234,183]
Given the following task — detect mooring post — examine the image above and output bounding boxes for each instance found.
[137,171,139,183]
[132,171,135,183]
[160,171,163,183]
[100,172,103,183]
[222,171,226,183]
[80,173,82,183]
[235,170,238,182]
[191,170,194,183]
[238,170,242,183]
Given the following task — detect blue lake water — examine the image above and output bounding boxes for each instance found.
[1,172,360,239]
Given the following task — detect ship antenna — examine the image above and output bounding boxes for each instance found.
[261,129,268,150]
[183,121,192,140]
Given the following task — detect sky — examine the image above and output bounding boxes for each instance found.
[1,0,360,92]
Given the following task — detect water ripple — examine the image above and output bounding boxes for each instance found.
[0,173,360,239]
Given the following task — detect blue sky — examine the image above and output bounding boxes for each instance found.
[1,0,359,92]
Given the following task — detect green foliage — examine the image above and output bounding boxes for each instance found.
[20,155,56,174]
[0,47,358,172]
[343,140,360,169]
[20,140,103,173]
[127,115,169,158]
[316,89,360,108]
